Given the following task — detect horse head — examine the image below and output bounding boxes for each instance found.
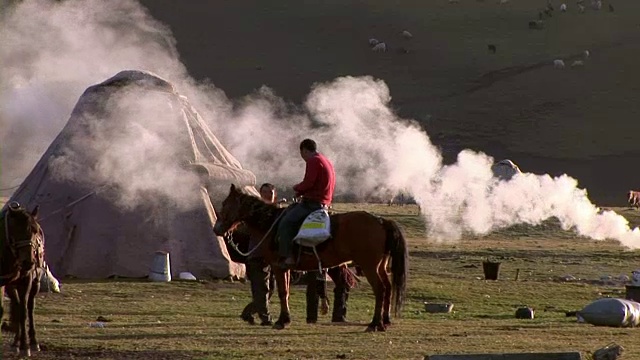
[213,184,249,236]
[4,202,42,273]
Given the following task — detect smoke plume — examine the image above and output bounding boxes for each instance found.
[2,0,640,247]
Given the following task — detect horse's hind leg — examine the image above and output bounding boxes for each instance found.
[28,274,41,352]
[2,286,18,333]
[6,286,21,351]
[379,261,392,328]
[0,286,13,333]
[0,286,4,329]
[361,262,385,332]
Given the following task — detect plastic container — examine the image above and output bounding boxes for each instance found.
[149,251,171,282]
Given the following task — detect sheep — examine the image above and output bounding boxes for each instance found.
[553,59,566,68]
[583,50,590,58]
[571,60,584,67]
[578,4,585,12]
[529,19,545,29]
[593,0,602,10]
[368,38,380,47]
[372,42,387,52]
[543,8,553,17]
[560,3,567,11]
[401,30,413,39]
[488,44,497,53]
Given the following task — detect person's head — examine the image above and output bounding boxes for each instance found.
[299,138,318,160]
[259,183,276,204]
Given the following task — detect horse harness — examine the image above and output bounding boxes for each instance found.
[1,202,46,278]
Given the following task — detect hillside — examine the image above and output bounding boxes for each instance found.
[140,0,640,205]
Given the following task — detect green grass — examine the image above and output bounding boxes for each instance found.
[4,204,640,359]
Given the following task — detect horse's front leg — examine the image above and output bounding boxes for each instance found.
[272,267,291,330]
[13,278,31,357]
[28,275,40,352]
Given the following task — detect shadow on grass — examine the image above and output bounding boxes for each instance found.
[2,342,206,360]
[72,328,340,341]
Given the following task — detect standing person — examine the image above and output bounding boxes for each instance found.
[236,183,279,325]
[305,265,354,323]
[277,139,335,268]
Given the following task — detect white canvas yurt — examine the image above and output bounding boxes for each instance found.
[4,70,257,280]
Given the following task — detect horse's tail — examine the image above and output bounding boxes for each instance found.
[382,219,408,317]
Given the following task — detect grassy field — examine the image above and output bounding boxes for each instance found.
[4,203,640,359]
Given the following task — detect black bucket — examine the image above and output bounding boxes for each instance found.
[482,261,501,280]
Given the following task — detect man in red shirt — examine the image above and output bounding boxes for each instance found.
[278,139,335,268]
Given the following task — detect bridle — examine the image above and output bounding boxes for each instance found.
[220,195,288,258]
[4,201,43,266]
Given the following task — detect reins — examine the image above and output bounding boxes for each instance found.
[224,208,288,258]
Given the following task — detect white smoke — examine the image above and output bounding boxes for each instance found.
[2,0,640,247]
[0,0,189,192]
[230,77,640,247]
[48,88,203,210]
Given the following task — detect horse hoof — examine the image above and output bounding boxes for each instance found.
[273,322,286,330]
[19,348,31,357]
[365,326,376,332]
[365,323,386,332]
[30,343,41,352]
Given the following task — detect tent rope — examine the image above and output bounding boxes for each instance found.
[39,188,104,221]
[224,210,288,258]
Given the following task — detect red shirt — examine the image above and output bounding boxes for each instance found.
[293,152,335,205]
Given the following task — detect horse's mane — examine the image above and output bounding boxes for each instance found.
[235,190,285,232]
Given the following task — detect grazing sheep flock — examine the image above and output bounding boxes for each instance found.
[530,0,613,70]
[366,0,613,75]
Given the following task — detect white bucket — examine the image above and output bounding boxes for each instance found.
[149,251,171,282]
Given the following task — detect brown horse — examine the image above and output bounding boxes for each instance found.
[213,184,408,332]
[0,202,45,357]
